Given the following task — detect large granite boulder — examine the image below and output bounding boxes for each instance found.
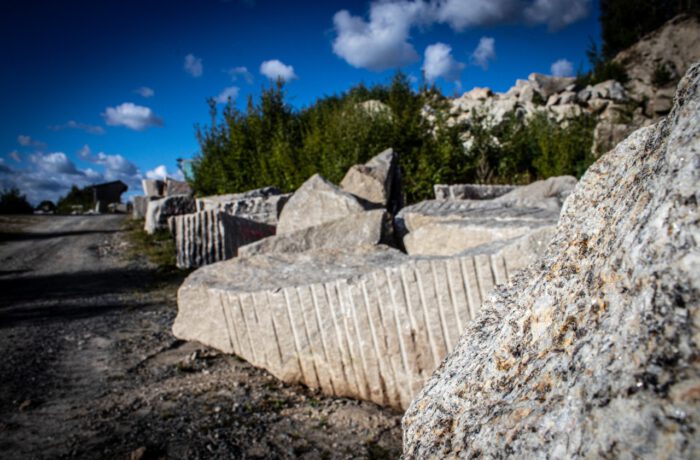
[340,148,403,213]
[196,187,289,226]
[238,209,394,258]
[132,195,151,219]
[434,184,517,201]
[174,224,553,410]
[164,178,192,196]
[403,64,700,458]
[402,207,557,256]
[172,210,275,269]
[277,174,374,234]
[144,195,196,234]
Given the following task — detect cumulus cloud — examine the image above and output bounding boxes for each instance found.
[471,36,496,69]
[134,86,155,98]
[260,59,297,82]
[145,164,184,181]
[524,0,591,31]
[49,120,106,135]
[550,58,574,77]
[77,144,138,177]
[17,135,47,150]
[103,103,163,131]
[31,152,83,175]
[331,1,426,71]
[423,43,465,83]
[228,66,254,84]
[215,86,240,104]
[330,0,590,70]
[0,159,13,174]
[184,53,203,77]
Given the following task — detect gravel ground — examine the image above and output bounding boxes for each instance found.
[0,215,402,459]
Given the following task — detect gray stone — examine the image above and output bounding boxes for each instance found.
[403,211,556,257]
[141,179,164,197]
[558,90,577,105]
[528,73,576,99]
[277,174,374,234]
[174,229,552,409]
[196,189,289,226]
[577,87,592,103]
[591,79,628,101]
[164,178,192,196]
[144,195,196,234]
[238,209,394,258]
[132,196,151,219]
[403,63,700,458]
[433,184,517,200]
[172,210,275,269]
[340,148,402,213]
[493,175,577,212]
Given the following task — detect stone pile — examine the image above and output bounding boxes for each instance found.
[174,149,570,408]
[403,63,700,458]
[196,186,290,226]
[434,183,517,200]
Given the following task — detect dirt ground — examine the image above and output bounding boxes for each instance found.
[0,215,403,459]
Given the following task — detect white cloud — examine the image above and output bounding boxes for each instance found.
[330,0,590,71]
[550,58,574,77]
[423,43,465,83]
[146,164,184,181]
[215,86,240,104]
[434,0,519,30]
[77,144,138,178]
[9,151,21,162]
[134,86,155,98]
[471,36,496,69]
[524,0,591,31]
[260,59,298,82]
[0,158,13,174]
[184,53,203,77]
[331,1,427,71]
[228,66,254,84]
[17,135,47,150]
[31,152,83,175]
[49,120,105,135]
[103,103,163,131]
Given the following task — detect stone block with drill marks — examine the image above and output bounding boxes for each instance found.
[174,229,552,409]
[172,210,275,269]
[196,189,290,226]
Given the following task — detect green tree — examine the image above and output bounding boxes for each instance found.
[0,188,33,214]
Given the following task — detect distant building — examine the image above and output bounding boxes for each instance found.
[91,180,128,213]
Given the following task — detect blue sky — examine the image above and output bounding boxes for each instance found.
[0,0,600,204]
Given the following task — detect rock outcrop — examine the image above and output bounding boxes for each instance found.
[174,230,552,409]
[403,63,700,458]
[238,209,394,258]
[141,179,164,197]
[276,174,374,234]
[340,148,403,214]
[196,187,289,226]
[164,178,192,197]
[144,195,196,234]
[172,210,275,269]
[434,184,517,200]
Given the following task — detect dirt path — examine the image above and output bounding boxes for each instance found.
[0,215,402,459]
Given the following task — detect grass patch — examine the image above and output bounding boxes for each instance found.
[123,218,177,270]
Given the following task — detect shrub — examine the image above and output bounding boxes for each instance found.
[0,188,33,214]
[652,62,674,87]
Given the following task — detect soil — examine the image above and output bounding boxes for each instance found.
[0,215,403,459]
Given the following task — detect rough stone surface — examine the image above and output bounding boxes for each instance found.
[196,188,289,226]
[131,196,151,219]
[403,211,556,256]
[141,179,164,197]
[164,178,192,197]
[403,63,700,458]
[493,175,577,211]
[277,174,373,234]
[433,184,517,200]
[144,195,196,234]
[340,148,403,213]
[238,209,394,258]
[172,210,275,269]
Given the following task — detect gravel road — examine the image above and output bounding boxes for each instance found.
[0,215,402,459]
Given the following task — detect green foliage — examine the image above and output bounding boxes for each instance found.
[191,73,596,205]
[0,188,33,214]
[56,185,93,214]
[652,62,674,87]
[576,40,629,87]
[600,0,700,60]
[124,218,177,270]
